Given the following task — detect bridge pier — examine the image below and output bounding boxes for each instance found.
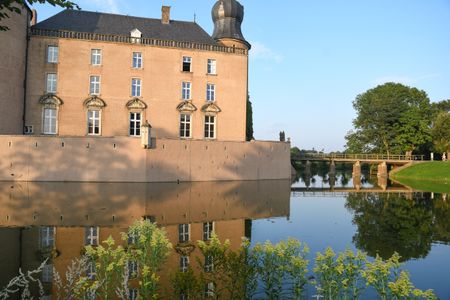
[329,160,336,176]
[352,174,362,190]
[377,175,387,191]
[377,162,388,177]
[352,161,361,177]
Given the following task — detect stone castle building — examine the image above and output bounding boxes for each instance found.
[0,1,291,183]
[1,0,250,141]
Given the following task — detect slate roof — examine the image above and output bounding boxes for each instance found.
[32,9,218,45]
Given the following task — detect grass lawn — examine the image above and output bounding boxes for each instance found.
[391,162,450,193]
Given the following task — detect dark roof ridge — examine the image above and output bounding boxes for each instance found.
[33,8,217,45]
[42,9,198,25]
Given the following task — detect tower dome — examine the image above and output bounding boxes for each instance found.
[211,0,251,49]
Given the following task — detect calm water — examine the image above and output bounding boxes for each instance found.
[0,171,449,299]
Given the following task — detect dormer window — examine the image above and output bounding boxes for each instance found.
[130,28,142,44]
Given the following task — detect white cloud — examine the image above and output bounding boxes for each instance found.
[250,41,284,63]
[373,73,440,86]
[84,0,120,14]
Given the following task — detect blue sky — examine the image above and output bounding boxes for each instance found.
[31,0,450,151]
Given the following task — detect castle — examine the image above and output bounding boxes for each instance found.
[0,0,291,182]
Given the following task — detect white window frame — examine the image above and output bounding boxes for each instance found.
[42,264,53,283]
[87,109,101,136]
[128,260,138,278]
[206,84,215,101]
[87,262,96,280]
[203,222,214,241]
[129,289,139,300]
[47,45,59,64]
[179,114,192,139]
[207,59,216,75]
[131,78,142,97]
[182,82,191,100]
[91,49,102,66]
[180,256,189,272]
[205,282,214,298]
[40,227,55,248]
[205,255,214,273]
[85,226,99,246]
[129,112,141,137]
[182,56,192,72]
[89,75,101,95]
[132,52,143,69]
[204,115,216,140]
[42,107,58,135]
[46,73,57,93]
[178,224,190,243]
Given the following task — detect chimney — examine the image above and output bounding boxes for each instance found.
[161,6,171,24]
[31,9,37,26]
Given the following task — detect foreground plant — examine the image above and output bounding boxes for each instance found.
[362,253,437,300]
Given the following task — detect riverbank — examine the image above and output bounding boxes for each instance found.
[391,162,450,193]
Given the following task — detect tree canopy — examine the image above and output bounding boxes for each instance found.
[0,0,80,30]
[345,83,433,155]
[246,95,254,141]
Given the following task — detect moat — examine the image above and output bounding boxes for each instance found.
[0,169,449,299]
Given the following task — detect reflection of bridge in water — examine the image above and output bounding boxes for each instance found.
[291,186,414,198]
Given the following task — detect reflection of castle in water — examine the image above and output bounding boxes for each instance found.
[0,180,291,297]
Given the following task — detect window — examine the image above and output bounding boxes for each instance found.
[24,126,33,135]
[203,222,214,241]
[85,227,99,246]
[205,255,214,273]
[180,256,189,272]
[182,82,191,100]
[206,84,215,101]
[89,76,101,95]
[131,78,142,97]
[128,231,137,245]
[132,52,143,69]
[47,46,58,63]
[207,59,216,75]
[42,264,53,283]
[43,108,57,134]
[178,224,190,243]
[205,282,214,298]
[129,112,141,136]
[87,110,101,135]
[87,262,96,280]
[204,116,216,139]
[179,114,191,138]
[91,49,102,65]
[128,261,138,279]
[40,227,55,248]
[182,56,192,72]
[46,73,57,93]
[129,289,138,300]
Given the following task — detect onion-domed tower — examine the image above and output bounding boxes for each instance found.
[212,0,251,50]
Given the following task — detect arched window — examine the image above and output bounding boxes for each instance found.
[39,94,63,135]
[126,98,148,137]
[177,101,197,139]
[83,96,106,136]
[201,102,221,140]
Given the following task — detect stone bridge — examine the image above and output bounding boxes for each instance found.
[292,153,425,177]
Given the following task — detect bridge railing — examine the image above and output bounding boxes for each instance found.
[294,153,425,161]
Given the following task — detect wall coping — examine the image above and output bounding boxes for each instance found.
[30,28,248,55]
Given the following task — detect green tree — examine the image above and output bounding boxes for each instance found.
[431,111,450,153]
[246,95,254,141]
[0,0,80,31]
[346,83,433,155]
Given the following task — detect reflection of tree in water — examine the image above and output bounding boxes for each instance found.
[346,192,435,261]
[433,196,450,243]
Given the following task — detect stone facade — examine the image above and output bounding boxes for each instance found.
[0,5,31,134]
[0,136,291,182]
[24,36,248,141]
